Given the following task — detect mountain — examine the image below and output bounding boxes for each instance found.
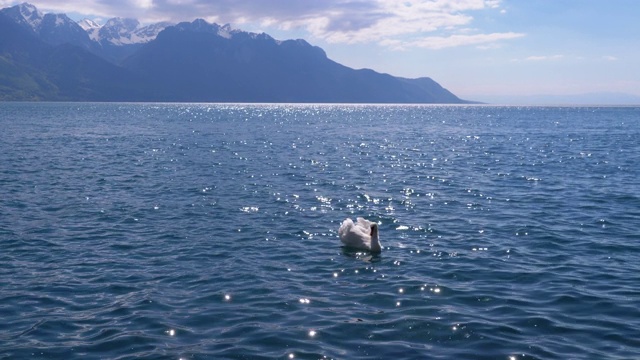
[96,17,173,46]
[0,2,42,31]
[0,3,97,53]
[1,3,172,62]
[0,3,471,103]
[123,19,465,103]
[0,10,53,100]
[89,17,173,62]
[78,18,101,41]
[0,11,158,101]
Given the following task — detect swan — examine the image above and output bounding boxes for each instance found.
[339,217,382,253]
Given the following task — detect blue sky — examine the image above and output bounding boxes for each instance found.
[4,0,639,103]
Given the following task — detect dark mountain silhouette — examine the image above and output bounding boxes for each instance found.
[124,19,466,103]
[0,3,472,103]
[0,3,100,55]
[0,12,156,101]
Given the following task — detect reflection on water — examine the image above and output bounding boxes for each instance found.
[341,248,382,263]
[0,103,639,359]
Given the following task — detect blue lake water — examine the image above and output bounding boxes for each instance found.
[1,103,639,359]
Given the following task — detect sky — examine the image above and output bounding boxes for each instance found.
[3,0,640,103]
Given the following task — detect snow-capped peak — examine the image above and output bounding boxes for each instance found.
[93,17,172,45]
[97,17,140,45]
[78,18,101,31]
[78,18,102,41]
[3,3,170,47]
[13,2,44,30]
[20,3,42,21]
[132,21,173,43]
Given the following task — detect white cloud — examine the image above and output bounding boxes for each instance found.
[602,55,618,61]
[383,32,525,50]
[134,0,153,9]
[270,0,519,47]
[525,55,564,61]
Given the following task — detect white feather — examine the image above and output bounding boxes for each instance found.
[338,217,382,253]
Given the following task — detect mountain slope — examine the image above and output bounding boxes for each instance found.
[0,12,56,100]
[0,12,157,101]
[0,3,470,103]
[123,19,466,103]
[87,17,173,63]
[1,3,99,54]
[1,3,172,64]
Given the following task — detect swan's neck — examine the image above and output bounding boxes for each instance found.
[370,236,381,252]
[370,226,381,252]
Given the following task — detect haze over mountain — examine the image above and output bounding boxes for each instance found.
[472,92,640,106]
[0,3,471,103]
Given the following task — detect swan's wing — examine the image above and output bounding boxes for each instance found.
[340,218,371,249]
[339,218,354,238]
[356,217,371,230]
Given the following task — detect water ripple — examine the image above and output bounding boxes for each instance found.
[1,103,639,359]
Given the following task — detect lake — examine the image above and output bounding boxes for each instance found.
[1,103,639,359]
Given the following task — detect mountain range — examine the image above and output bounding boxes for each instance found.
[0,3,471,103]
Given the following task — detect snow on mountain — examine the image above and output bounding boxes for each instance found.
[133,21,174,43]
[97,17,139,45]
[76,17,172,45]
[0,3,93,49]
[3,3,170,47]
[0,2,44,32]
[92,17,172,46]
[78,18,100,31]
[217,23,233,39]
[17,2,42,29]
[3,4,245,50]
[78,18,101,41]
[0,3,467,103]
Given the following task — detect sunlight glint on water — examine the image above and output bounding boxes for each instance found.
[0,103,639,359]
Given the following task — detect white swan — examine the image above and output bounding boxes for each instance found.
[339,217,382,253]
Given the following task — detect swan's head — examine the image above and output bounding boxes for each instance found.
[370,223,378,238]
[369,223,382,252]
